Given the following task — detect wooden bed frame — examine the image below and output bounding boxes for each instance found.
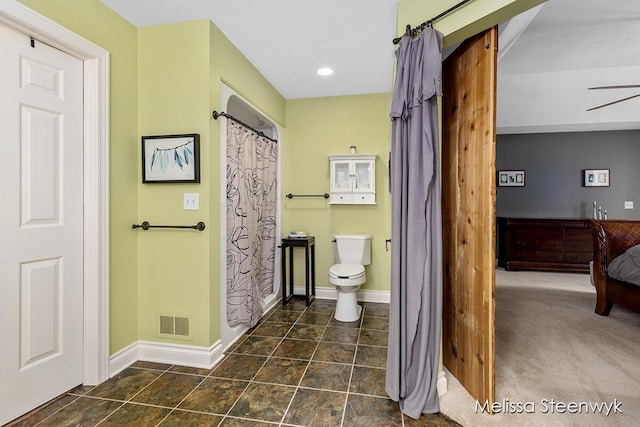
[590,220,640,315]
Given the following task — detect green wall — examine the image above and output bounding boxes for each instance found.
[137,21,213,346]
[284,94,392,292]
[16,0,543,358]
[137,20,285,347]
[19,0,140,354]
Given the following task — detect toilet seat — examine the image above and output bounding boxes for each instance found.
[329,263,365,280]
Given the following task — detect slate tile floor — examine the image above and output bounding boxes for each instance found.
[8,300,460,427]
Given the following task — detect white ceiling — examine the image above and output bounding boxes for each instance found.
[101,0,640,132]
[497,0,640,133]
[100,0,398,100]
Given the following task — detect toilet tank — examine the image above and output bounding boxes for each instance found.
[334,234,372,265]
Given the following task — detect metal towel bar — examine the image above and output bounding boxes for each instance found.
[132,221,206,231]
[286,193,329,199]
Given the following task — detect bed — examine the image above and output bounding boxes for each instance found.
[590,219,640,315]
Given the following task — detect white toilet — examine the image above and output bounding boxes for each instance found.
[329,234,372,322]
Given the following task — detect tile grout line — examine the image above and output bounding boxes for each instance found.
[153,369,210,427]
[218,306,302,424]
[31,394,83,427]
[39,363,172,427]
[278,303,330,426]
[339,303,366,427]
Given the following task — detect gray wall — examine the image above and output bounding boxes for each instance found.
[496,130,640,220]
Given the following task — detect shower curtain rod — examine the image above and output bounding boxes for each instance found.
[393,0,475,45]
[212,110,278,143]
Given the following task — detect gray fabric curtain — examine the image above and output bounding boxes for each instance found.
[385,27,444,420]
[226,119,278,328]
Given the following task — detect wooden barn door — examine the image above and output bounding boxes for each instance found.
[441,26,497,406]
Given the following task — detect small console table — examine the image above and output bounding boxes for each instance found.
[280,236,316,306]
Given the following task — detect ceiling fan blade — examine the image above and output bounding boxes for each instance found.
[588,85,640,90]
[587,93,640,111]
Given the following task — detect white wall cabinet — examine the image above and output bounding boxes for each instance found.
[327,153,377,204]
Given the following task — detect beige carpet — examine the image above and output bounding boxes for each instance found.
[439,268,640,427]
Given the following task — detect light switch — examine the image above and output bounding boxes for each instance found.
[624,201,634,209]
[184,193,199,210]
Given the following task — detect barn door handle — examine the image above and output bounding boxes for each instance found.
[385,239,391,251]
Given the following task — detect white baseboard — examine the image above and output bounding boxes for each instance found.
[297,286,390,304]
[109,340,225,377]
[437,370,448,396]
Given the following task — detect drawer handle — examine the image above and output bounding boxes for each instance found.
[569,243,578,248]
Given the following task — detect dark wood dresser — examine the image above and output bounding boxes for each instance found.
[497,217,592,273]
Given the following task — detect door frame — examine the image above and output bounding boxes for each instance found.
[0,0,110,385]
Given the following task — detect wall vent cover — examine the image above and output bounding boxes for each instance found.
[157,313,192,340]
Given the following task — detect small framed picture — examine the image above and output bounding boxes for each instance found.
[142,134,200,183]
[498,170,525,187]
[584,169,609,187]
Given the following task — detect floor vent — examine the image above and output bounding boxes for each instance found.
[158,314,192,340]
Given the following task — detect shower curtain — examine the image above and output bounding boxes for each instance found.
[226,119,278,328]
[385,27,444,419]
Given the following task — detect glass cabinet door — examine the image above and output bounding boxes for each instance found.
[354,160,373,191]
[333,161,352,191]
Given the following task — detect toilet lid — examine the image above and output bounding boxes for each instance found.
[329,263,365,279]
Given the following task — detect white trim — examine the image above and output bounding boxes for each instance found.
[109,342,139,377]
[0,0,110,385]
[109,341,225,377]
[300,286,390,304]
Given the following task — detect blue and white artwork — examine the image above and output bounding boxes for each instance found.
[142,134,200,183]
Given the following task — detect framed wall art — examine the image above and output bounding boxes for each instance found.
[142,134,200,183]
[584,169,609,187]
[498,170,525,187]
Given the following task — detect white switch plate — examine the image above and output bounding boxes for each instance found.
[624,201,634,209]
[184,193,199,210]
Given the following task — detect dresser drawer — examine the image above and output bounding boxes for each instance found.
[565,239,592,252]
[565,228,592,240]
[511,227,563,240]
[511,238,562,251]
[565,252,593,264]
[511,250,563,262]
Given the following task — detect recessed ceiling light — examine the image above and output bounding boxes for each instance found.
[316,67,334,76]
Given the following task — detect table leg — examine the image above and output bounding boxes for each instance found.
[281,245,287,305]
[304,246,310,305]
[311,243,316,301]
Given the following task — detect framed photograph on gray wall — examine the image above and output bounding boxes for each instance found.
[584,169,609,187]
[498,170,525,187]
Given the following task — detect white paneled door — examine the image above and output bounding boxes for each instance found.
[0,23,84,424]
